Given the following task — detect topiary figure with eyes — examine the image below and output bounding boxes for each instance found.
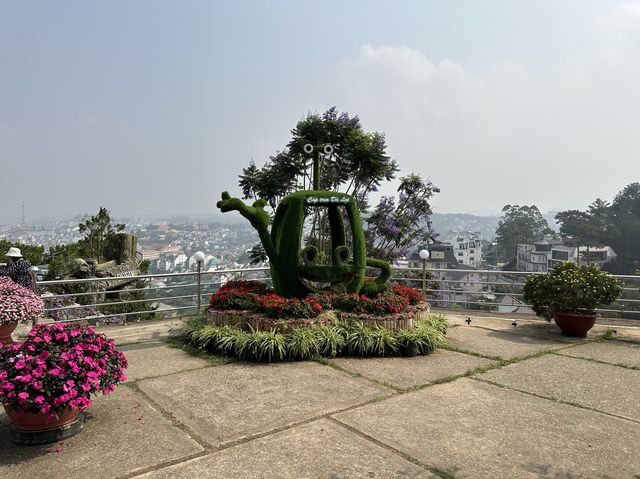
[217,143,391,299]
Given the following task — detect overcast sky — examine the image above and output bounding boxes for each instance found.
[1,0,639,223]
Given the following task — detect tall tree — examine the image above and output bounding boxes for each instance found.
[236,107,438,261]
[239,107,398,210]
[555,209,600,265]
[606,183,640,274]
[495,205,552,262]
[78,207,125,262]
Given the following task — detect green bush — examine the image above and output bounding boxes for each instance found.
[522,262,623,320]
[185,315,448,363]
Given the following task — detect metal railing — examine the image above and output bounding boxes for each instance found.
[32,267,271,325]
[30,265,640,325]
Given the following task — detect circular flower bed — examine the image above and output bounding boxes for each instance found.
[199,280,442,361]
[0,323,128,419]
[207,280,430,332]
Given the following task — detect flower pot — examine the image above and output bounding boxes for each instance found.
[552,312,597,338]
[3,404,84,445]
[0,322,18,345]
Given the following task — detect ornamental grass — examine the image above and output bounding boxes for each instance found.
[185,314,447,362]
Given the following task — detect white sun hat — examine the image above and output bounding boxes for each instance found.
[5,247,23,258]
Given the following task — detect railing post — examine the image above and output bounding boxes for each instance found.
[193,251,205,315]
[196,262,202,314]
[30,266,39,325]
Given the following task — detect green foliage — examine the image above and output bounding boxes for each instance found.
[554,184,640,274]
[285,327,321,360]
[0,240,44,265]
[555,210,600,248]
[45,243,87,280]
[78,207,125,262]
[239,107,398,210]
[186,316,448,362]
[495,205,552,262]
[522,262,623,319]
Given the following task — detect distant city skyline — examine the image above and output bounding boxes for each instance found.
[1,1,639,222]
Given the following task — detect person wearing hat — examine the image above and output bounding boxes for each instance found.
[1,247,33,289]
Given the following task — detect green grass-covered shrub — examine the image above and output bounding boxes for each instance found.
[185,314,448,362]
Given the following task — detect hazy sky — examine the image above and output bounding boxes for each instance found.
[1,0,639,223]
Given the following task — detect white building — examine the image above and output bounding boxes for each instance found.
[452,232,483,268]
[516,237,616,273]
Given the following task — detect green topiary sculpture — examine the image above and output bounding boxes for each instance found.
[217,143,391,298]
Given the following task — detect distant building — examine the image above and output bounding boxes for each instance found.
[451,232,483,268]
[408,243,459,269]
[516,236,616,272]
[577,246,617,268]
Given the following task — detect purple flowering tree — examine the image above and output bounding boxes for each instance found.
[365,174,440,262]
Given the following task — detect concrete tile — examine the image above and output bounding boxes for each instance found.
[0,387,203,479]
[138,361,392,446]
[558,340,640,368]
[332,350,496,389]
[99,318,187,345]
[121,341,211,381]
[139,418,437,479]
[334,378,640,478]
[480,354,640,421]
[447,326,566,359]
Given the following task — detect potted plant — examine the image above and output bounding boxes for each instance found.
[522,262,623,337]
[0,277,44,345]
[0,322,128,444]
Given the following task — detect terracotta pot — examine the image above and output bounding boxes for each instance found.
[0,322,18,345]
[552,311,597,338]
[4,404,81,432]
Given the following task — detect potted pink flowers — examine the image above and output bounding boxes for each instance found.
[0,277,44,345]
[0,322,128,444]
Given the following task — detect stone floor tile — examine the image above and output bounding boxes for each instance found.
[334,378,640,478]
[121,341,212,381]
[0,387,203,479]
[138,418,436,479]
[447,326,566,359]
[480,353,640,421]
[558,340,640,368]
[332,350,496,389]
[138,361,392,446]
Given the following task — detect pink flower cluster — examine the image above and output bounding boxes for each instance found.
[0,323,128,419]
[0,277,44,326]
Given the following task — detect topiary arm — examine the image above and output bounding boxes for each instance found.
[360,257,392,295]
[216,192,277,260]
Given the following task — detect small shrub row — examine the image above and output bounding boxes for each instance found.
[208,280,272,311]
[390,283,425,305]
[254,294,325,319]
[185,315,448,362]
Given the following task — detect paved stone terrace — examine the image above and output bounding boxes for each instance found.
[2,314,640,478]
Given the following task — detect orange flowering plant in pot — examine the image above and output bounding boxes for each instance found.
[522,262,623,337]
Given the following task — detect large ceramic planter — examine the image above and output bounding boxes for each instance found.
[0,322,18,345]
[3,404,84,445]
[552,311,597,338]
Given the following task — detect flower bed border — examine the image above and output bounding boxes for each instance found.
[206,302,430,333]
[206,309,334,333]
